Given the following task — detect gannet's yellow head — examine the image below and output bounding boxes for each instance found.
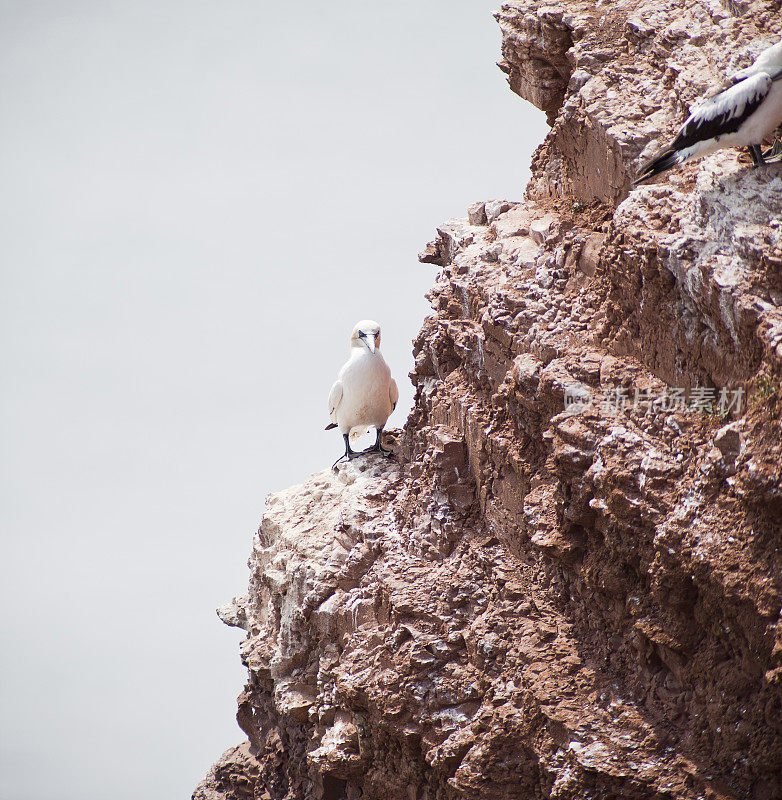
[350,320,381,353]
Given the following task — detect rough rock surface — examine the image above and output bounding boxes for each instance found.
[195,1,782,798]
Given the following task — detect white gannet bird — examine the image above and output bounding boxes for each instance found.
[326,320,399,468]
[634,36,782,184]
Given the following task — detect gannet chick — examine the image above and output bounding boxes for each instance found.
[634,36,782,184]
[326,320,399,468]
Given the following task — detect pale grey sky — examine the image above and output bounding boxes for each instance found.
[0,1,546,797]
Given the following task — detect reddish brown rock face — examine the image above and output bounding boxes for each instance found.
[196,2,782,799]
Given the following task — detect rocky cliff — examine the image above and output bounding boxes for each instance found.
[195,1,782,798]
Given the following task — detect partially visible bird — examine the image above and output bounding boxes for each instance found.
[326,320,399,468]
[634,36,782,184]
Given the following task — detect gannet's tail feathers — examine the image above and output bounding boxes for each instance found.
[721,0,745,16]
[325,423,338,430]
[764,138,782,162]
[633,148,687,184]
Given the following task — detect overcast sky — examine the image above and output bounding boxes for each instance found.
[0,2,546,797]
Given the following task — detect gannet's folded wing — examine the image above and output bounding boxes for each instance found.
[672,72,772,151]
[389,378,399,410]
[326,380,342,429]
[635,72,775,184]
[709,44,782,99]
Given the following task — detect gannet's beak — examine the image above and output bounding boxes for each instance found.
[366,334,376,353]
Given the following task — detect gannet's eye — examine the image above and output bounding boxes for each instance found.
[358,331,365,338]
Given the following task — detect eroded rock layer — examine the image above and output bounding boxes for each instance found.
[196,1,782,798]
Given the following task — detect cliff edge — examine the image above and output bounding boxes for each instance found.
[195,1,782,798]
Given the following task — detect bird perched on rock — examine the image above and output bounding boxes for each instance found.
[634,36,782,184]
[326,320,398,468]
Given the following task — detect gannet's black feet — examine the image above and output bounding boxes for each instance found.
[367,429,394,458]
[332,433,361,470]
[748,143,767,166]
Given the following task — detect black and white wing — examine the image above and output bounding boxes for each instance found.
[325,380,342,430]
[635,72,773,183]
[670,72,772,151]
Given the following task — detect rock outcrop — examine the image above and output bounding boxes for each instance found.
[195,1,782,798]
